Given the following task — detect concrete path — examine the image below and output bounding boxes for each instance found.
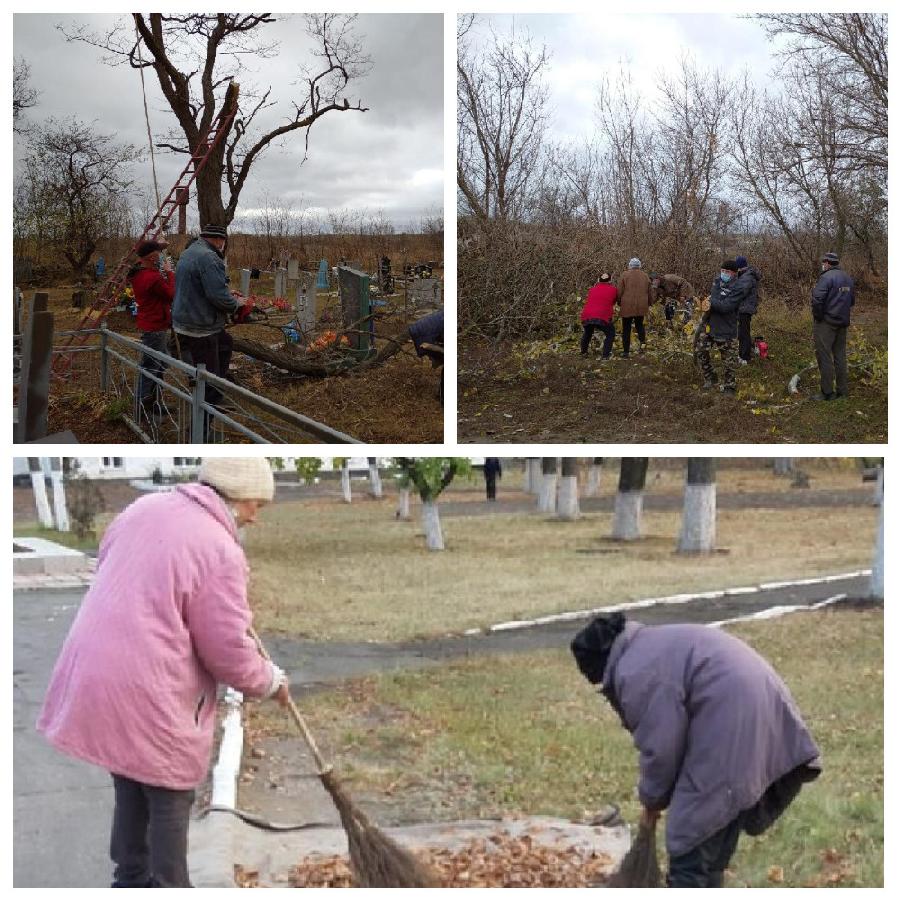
[13,588,111,888]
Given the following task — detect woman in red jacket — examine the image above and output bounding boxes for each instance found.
[129,239,175,413]
[580,272,618,358]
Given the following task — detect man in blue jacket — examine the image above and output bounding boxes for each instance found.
[173,225,250,407]
[695,260,749,395]
[734,255,762,364]
[811,252,855,400]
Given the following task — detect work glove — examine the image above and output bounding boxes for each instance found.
[264,661,289,705]
[233,301,254,324]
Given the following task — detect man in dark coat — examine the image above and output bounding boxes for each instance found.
[651,273,696,326]
[571,614,821,888]
[694,260,750,394]
[811,252,855,400]
[734,255,762,363]
[483,458,502,501]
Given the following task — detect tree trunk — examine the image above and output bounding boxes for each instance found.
[585,458,603,498]
[397,487,411,521]
[28,457,54,529]
[773,458,794,476]
[677,458,717,553]
[340,462,352,503]
[525,457,541,494]
[367,458,382,498]
[422,499,444,550]
[557,458,580,521]
[538,457,558,514]
[49,458,70,533]
[870,466,883,599]
[873,465,884,506]
[612,458,648,541]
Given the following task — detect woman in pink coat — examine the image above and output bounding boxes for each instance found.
[37,458,289,887]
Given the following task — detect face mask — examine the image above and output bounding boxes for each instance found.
[821,264,827,272]
[720,272,732,283]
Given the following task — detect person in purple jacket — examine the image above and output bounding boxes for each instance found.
[571,613,821,888]
[38,458,290,887]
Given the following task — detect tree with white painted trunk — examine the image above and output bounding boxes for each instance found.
[335,458,352,503]
[557,458,580,521]
[585,458,603,498]
[49,458,70,532]
[524,457,541,494]
[395,471,412,521]
[28,457,54,528]
[677,458,717,553]
[538,457,558,513]
[367,458,383,498]
[395,458,471,550]
[870,464,883,599]
[773,458,794,476]
[612,458,649,540]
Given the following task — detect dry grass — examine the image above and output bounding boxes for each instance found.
[246,497,876,641]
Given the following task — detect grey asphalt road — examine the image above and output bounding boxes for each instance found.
[14,588,112,888]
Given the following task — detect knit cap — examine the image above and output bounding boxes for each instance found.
[628,258,641,269]
[198,458,275,501]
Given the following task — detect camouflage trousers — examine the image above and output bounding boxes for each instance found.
[695,333,738,390]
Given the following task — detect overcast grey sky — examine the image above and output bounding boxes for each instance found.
[14,13,443,231]
[466,13,786,145]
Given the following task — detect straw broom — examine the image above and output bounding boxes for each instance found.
[249,628,440,887]
[608,818,662,888]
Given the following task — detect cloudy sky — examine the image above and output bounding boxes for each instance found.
[14,13,443,231]
[464,13,787,145]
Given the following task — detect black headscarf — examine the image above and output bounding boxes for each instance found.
[570,613,627,685]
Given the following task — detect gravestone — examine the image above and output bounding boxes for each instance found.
[295,272,317,336]
[240,268,251,297]
[287,259,300,280]
[316,259,329,290]
[16,292,54,443]
[274,268,287,299]
[408,277,443,308]
[337,267,373,356]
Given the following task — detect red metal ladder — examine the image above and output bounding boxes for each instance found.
[52,92,239,376]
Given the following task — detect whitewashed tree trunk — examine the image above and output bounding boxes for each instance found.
[873,465,884,506]
[677,459,716,553]
[49,458,70,533]
[29,458,54,529]
[870,468,883,599]
[773,458,794,476]
[340,462,352,503]
[397,487,411,520]
[525,458,541,494]
[367,458,383,498]
[585,458,603,498]
[612,458,648,541]
[422,499,444,550]
[557,458,580,520]
[538,458,558,513]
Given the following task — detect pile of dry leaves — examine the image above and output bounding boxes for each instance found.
[244,831,617,888]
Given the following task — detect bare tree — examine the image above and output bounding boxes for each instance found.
[677,458,716,553]
[457,24,550,221]
[612,458,648,541]
[13,57,38,134]
[62,14,370,226]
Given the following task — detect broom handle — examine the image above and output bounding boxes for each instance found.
[247,626,332,775]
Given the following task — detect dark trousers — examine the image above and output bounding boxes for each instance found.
[485,473,497,500]
[110,774,195,888]
[738,313,753,361]
[580,321,615,357]
[667,815,743,888]
[621,316,646,355]
[176,330,233,403]
[138,330,171,401]
[813,320,848,397]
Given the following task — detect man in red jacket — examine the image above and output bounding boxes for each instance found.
[129,239,175,412]
[580,272,618,358]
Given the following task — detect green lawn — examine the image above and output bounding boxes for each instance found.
[245,498,876,640]
[248,608,883,887]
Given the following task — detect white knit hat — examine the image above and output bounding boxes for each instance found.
[198,458,275,501]
[628,257,642,269]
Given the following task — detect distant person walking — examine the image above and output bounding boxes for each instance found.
[734,255,762,364]
[94,255,106,282]
[483,458,502,501]
[811,252,855,400]
[129,239,175,414]
[695,260,748,394]
[618,258,652,357]
[579,272,617,358]
[651,273,696,326]
[172,225,251,407]
[571,613,821,888]
[36,459,289,887]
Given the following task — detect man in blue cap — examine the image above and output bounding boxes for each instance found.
[811,252,855,399]
[734,255,762,364]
